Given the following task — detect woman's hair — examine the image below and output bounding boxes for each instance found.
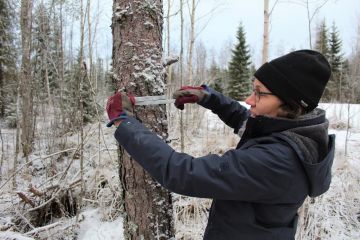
[277,100,306,119]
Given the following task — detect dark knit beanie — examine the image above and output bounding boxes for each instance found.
[254,50,331,112]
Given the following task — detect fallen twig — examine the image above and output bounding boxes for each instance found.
[25,221,63,236]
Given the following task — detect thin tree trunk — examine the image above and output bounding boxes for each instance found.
[187,0,196,85]
[262,0,269,64]
[345,103,350,157]
[20,0,34,158]
[76,0,85,222]
[306,0,312,49]
[166,0,173,129]
[13,80,21,189]
[0,60,4,117]
[166,0,172,86]
[185,0,196,129]
[87,0,93,90]
[303,0,330,49]
[0,127,3,183]
[180,0,185,152]
[112,0,174,238]
[59,1,66,130]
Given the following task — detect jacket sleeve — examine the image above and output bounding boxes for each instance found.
[115,117,297,203]
[198,86,249,133]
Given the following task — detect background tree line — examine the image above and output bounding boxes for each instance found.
[0,0,106,156]
[1,0,360,136]
[1,0,360,239]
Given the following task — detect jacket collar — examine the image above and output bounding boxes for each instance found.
[237,109,326,148]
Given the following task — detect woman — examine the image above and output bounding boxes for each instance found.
[106,49,335,239]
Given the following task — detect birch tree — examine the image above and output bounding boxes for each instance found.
[187,0,196,85]
[262,0,270,64]
[262,0,279,63]
[112,0,174,239]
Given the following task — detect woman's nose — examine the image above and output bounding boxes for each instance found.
[245,92,256,106]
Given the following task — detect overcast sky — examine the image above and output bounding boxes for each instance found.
[97,0,360,67]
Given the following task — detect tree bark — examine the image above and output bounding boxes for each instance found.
[262,0,269,64]
[0,60,4,117]
[20,0,34,158]
[179,0,185,152]
[112,0,174,239]
[187,0,196,85]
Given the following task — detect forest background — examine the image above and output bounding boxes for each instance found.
[0,0,360,239]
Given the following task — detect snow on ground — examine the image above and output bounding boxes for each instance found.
[77,208,123,240]
[0,102,360,239]
[0,231,34,240]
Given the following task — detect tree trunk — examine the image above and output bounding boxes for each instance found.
[112,0,174,239]
[20,0,34,158]
[187,0,196,85]
[0,61,4,117]
[180,0,185,152]
[262,0,269,64]
[76,0,85,222]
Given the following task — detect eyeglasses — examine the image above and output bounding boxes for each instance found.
[252,88,275,102]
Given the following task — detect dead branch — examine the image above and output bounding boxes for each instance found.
[27,188,62,212]
[17,192,35,207]
[25,221,63,236]
[26,177,80,214]
[28,185,44,197]
[0,148,77,190]
[69,179,82,188]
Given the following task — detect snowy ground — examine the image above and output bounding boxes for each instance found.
[0,102,360,239]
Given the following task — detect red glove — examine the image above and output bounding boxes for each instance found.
[106,91,136,127]
[173,86,209,110]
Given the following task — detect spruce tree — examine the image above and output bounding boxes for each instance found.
[328,22,345,101]
[32,2,62,101]
[63,54,97,130]
[314,20,332,101]
[209,62,223,93]
[33,2,51,100]
[81,63,97,124]
[228,23,252,101]
[0,0,17,122]
[314,20,330,58]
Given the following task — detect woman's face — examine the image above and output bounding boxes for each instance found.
[245,79,283,118]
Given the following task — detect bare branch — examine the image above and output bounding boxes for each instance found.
[269,0,280,15]
[310,0,330,22]
[25,221,63,236]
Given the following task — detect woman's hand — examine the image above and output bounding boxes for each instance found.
[172,85,209,110]
[106,91,135,127]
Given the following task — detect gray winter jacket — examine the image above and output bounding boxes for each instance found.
[114,87,335,240]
